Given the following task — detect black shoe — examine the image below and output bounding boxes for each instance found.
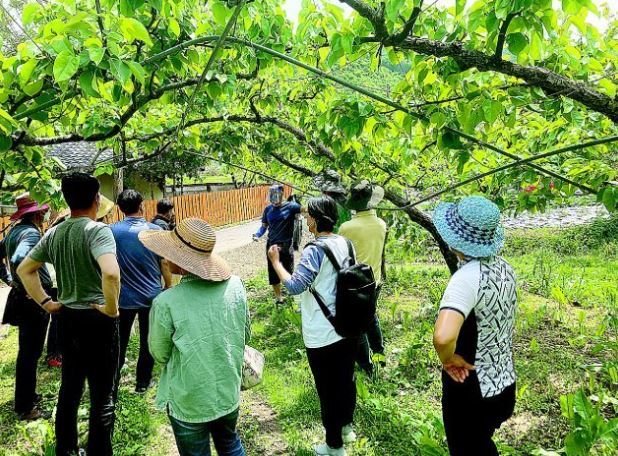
[18,406,49,421]
[135,380,155,393]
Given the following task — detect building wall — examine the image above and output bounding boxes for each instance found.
[97,173,163,201]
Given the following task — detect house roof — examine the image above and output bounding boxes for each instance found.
[48,142,113,172]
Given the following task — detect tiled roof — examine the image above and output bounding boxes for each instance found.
[48,142,113,172]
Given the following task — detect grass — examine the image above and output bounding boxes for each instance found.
[0,217,616,455]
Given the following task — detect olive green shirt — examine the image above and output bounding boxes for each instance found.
[29,217,116,309]
[149,274,250,423]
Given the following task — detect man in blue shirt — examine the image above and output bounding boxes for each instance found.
[253,184,301,304]
[111,190,172,393]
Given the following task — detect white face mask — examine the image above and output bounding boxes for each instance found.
[43,211,51,223]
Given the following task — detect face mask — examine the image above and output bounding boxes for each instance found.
[269,191,283,205]
[43,211,51,223]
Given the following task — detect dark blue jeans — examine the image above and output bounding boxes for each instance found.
[169,409,245,456]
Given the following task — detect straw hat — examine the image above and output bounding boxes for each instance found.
[138,217,231,281]
[50,194,115,226]
[432,196,505,259]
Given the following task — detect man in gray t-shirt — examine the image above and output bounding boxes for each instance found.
[18,172,120,456]
[30,217,116,308]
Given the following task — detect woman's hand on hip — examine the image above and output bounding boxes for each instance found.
[443,354,475,383]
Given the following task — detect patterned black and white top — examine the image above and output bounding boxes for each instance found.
[440,257,518,398]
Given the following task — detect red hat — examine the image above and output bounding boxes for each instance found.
[10,193,50,221]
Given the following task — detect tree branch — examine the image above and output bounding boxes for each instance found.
[94,0,107,48]
[337,0,388,38]
[392,0,424,43]
[493,11,520,61]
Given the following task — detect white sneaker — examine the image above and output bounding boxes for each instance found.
[313,443,347,456]
[342,424,357,444]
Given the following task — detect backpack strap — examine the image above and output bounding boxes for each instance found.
[305,240,338,327]
[308,240,342,272]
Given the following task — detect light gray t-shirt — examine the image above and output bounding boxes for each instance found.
[30,217,116,309]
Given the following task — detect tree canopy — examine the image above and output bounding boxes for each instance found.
[1,0,617,269]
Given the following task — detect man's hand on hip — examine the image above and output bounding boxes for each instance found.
[91,303,119,318]
[42,301,62,314]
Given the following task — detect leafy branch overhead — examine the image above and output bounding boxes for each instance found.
[0,0,617,228]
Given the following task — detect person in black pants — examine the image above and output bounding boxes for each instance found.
[18,173,121,456]
[269,196,356,456]
[0,193,52,421]
[111,190,171,394]
[432,196,518,455]
[253,184,301,305]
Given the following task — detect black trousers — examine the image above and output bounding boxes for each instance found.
[356,286,384,372]
[118,307,154,389]
[13,288,49,414]
[306,338,357,449]
[267,242,294,286]
[55,307,119,456]
[46,314,61,357]
[442,372,516,456]
[356,315,385,371]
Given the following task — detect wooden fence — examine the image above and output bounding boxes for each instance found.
[1,185,289,237]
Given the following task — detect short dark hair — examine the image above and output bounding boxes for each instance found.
[117,189,144,214]
[61,172,100,210]
[307,196,338,233]
[157,198,174,214]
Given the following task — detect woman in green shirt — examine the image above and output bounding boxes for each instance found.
[140,218,250,456]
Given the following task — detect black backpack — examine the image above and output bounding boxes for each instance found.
[308,238,377,338]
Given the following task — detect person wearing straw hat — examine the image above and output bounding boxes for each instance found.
[339,181,388,376]
[18,172,121,456]
[253,183,301,305]
[0,193,52,420]
[111,189,172,395]
[431,196,517,456]
[141,218,250,456]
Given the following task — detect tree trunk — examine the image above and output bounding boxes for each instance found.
[113,168,124,200]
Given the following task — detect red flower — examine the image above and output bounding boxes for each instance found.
[549,181,555,190]
[524,185,537,193]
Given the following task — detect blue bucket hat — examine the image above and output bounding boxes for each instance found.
[432,196,505,258]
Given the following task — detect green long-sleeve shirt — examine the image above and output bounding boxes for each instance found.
[148,274,250,423]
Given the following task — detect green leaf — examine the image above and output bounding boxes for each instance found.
[456,0,467,16]
[212,2,229,26]
[23,80,44,97]
[53,50,80,82]
[0,134,12,151]
[88,47,105,65]
[126,61,146,85]
[440,130,464,149]
[22,2,42,25]
[18,59,38,88]
[482,99,503,123]
[108,58,131,85]
[602,188,616,211]
[119,17,153,46]
[386,0,405,22]
[507,33,528,55]
[79,70,101,98]
[120,0,145,16]
[169,18,181,37]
